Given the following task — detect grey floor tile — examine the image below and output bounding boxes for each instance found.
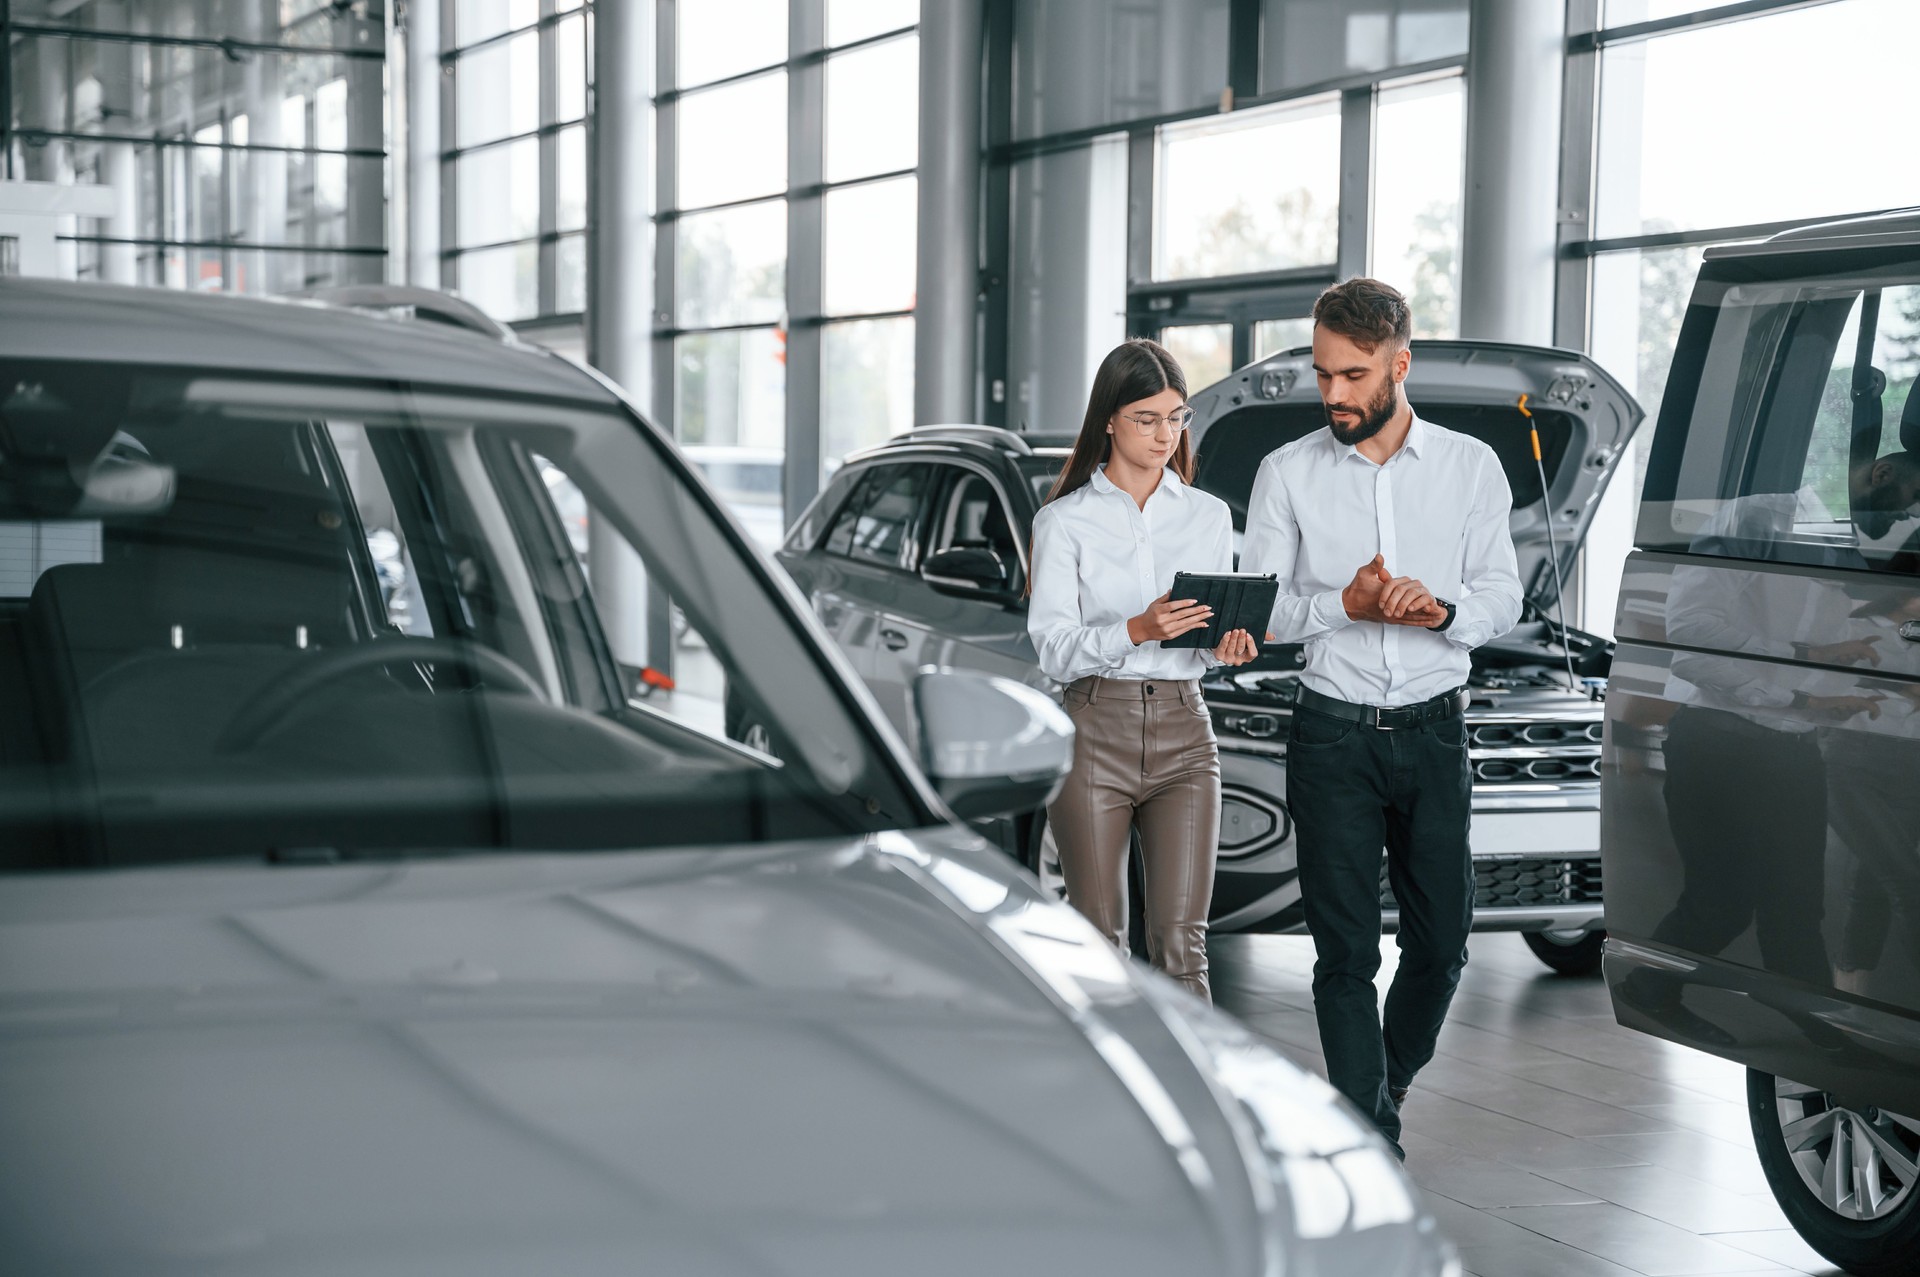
[1413,1054,1676,1139]
[1579,1130,1772,1197]
[1536,1164,1791,1234]
[1708,1230,1847,1275]
[1212,934,1840,1277]
[1493,1202,1797,1275]
[1627,1102,1756,1146]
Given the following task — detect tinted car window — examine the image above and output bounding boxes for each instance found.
[822,463,933,569]
[930,470,1020,567]
[0,362,924,870]
[1640,259,1920,575]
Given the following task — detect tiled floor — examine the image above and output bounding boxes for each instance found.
[1211,932,1846,1277]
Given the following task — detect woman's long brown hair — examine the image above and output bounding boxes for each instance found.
[1026,339,1194,596]
[1042,338,1194,507]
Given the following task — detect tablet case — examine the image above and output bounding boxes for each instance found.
[1160,571,1280,649]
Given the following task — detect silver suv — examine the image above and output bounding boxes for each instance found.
[0,277,1455,1275]
[780,341,1641,975]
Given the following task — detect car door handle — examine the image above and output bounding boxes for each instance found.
[880,628,909,651]
[1901,620,1920,642]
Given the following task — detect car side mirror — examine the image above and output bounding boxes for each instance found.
[920,546,1013,599]
[912,669,1073,820]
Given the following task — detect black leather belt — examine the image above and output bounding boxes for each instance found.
[1295,683,1470,731]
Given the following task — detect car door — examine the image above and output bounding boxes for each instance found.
[799,462,939,736]
[902,462,1041,689]
[1603,254,1920,1097]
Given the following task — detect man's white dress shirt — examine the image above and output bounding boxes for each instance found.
[1028,465,1235,684]
[1241,413,1523,707]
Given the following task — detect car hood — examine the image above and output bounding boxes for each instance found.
[0,833,1286,1276]
[1187,340,1643,611]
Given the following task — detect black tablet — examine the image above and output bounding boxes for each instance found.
[1161,571,1280,649]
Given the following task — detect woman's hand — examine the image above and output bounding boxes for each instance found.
[1127,591,1212,645]
[1212,628,1258,666]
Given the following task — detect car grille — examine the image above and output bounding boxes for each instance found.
[1380,856,1605,910]
[1469,718,1603,787]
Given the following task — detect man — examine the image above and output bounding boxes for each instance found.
[1241,278,1522,1157]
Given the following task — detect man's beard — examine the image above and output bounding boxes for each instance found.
[1324,379,1399,445]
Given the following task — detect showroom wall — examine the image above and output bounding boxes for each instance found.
[2,0,387,293]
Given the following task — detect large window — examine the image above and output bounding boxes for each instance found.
[6,0,386,292]
[1371,72,1464,339]
[661,2,921,506]
[1154,98,1341,282]
[444,2,591,323]
[1012,0,1230,142]
[1260,0,1467,94]
[1565,0,1920,633]
[992,9,1469,422]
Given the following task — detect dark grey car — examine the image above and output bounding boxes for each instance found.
[780,340,1642,974]
[1601,210,1920,1274]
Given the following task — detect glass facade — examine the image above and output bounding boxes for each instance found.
[664,2,921,499]
[1259,0,1467,94]
[1154,97,1341,281]
[5,0,387,291]
[443,1,593,323]
[1573,0,1920,634]
[1371,72,1464,339]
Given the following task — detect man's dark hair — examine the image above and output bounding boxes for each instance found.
[1312,277,1413,355]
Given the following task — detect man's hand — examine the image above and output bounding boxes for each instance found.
[1802,637,1882,667]
[1212,628,1258,666]
[1801,692,1885,722]
[1128,591,1213,645]
[1342,555,1448,627]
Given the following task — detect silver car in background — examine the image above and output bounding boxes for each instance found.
[0,278,1453,1276]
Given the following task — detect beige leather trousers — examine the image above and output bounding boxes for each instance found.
[1049,675,1221,1001]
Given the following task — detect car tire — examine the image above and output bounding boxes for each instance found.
[1747,1068,1920,1276]
[1523,928,1606,976]
[1021,812,1148,959]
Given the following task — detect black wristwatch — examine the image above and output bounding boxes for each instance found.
[1430,598,1457,633]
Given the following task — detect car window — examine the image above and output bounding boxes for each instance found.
[929,468,1022,580]
[0,362,925,871]
[1018,457,1066,509]
[822,463,934,569]
[1640,265,1920,575]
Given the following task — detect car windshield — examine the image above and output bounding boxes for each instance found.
[0,361,925,870]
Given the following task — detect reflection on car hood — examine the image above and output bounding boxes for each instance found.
[1187,340,1643,611]
[0,833,1256,1276]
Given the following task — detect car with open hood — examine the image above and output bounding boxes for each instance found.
[779,341,1640,974]
[0,277,1453,1276]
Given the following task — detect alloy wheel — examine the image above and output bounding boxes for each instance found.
[1774,1077,1920,1222]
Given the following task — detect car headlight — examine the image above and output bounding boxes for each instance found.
[1137,974,1460,1276]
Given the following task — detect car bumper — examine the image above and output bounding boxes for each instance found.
[1213,744,1604,935]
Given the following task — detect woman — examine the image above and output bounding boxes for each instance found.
[1028,339,1257,1002]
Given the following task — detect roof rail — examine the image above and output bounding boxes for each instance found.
[897,424,1033,455]
[294,285,516,341]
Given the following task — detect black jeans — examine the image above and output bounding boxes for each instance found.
[1286,704,1474,1149]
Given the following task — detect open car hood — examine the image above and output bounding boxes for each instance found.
[1185,340,1643,612]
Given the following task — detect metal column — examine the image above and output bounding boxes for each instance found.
[588,0,658,673]
[1458,0,1565,344]
[913,0,983,425]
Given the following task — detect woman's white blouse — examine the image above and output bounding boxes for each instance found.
[1028,465,1236,684]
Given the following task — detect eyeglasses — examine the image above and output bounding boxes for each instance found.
[1116,408,1194,436]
